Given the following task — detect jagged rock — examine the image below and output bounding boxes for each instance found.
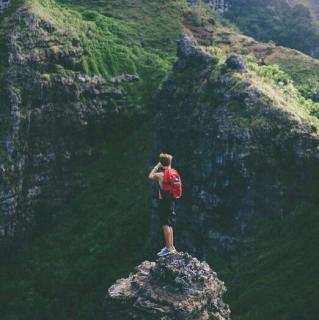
[177,33,198,58]
[177,33,218,65]
[0,0,10,15]
[225,54,246,72]
[109,74,140,84]
[105,252,231,320]
[189,0,230,14]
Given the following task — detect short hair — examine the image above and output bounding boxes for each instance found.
[159,153,173,167]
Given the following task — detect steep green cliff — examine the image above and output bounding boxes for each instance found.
[151,30,319,319]
[0,0,184,243]
[0,0,186,318]
[0,1,319,320]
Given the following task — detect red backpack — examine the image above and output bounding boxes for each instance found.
[161,168,182,199]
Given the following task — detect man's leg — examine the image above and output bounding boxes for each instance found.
[169,226,173,247]
[162,225,172,248]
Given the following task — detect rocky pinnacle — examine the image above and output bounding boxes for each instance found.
[105,252,231,320]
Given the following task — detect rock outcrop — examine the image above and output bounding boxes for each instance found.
[150,33,319,257]
[0,0,10,15]
[105,252,230,320]
[189,0,230,13]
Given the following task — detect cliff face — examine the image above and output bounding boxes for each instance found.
[189,0,230,13]
[0,0,10,15]
[105,252,230,320]
[0,7,137,242]
[151,34,319,257]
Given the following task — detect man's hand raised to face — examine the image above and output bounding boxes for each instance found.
[148,162,163,180]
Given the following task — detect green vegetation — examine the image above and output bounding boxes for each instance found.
[225,0,319,57]
[290,0,319,18]
[246,57,319,119]
[187,10,319,108]
[266,52,319,103]
[183,2,213,27]
[28,0,185,104]
[55,0,187,60]
[206,46,226,62]
[224,205,319,320]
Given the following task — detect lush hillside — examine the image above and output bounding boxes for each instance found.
[0,1,319,320]
[184,15,319,110]
[290,0,319,18]
[224,0,319,57]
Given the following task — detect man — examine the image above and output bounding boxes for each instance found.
[148,153,182,257]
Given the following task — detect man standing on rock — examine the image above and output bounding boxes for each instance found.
[148,153,182,256]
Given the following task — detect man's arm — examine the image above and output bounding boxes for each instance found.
[148,162,162,181]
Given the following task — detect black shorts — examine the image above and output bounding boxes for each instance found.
[158,198,176,227]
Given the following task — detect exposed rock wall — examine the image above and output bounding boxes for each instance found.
[208,0,230,13]
[0,0,10,15]
[150,34,319,257]
[0,7,137,243]
[189,0,230,13]
[105,252,230,320]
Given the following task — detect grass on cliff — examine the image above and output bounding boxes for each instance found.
[203,36,319,122]
[246,57,319,121]
[55,0,188,59]
[205,22,319,105]
[265,49,319,103]
[28,0,185,104]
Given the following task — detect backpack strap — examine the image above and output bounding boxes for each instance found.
[162,168,170,187]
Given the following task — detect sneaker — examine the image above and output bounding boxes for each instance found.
[171,245,177,252]
[157,247,174,257]
[157,247,166,256]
